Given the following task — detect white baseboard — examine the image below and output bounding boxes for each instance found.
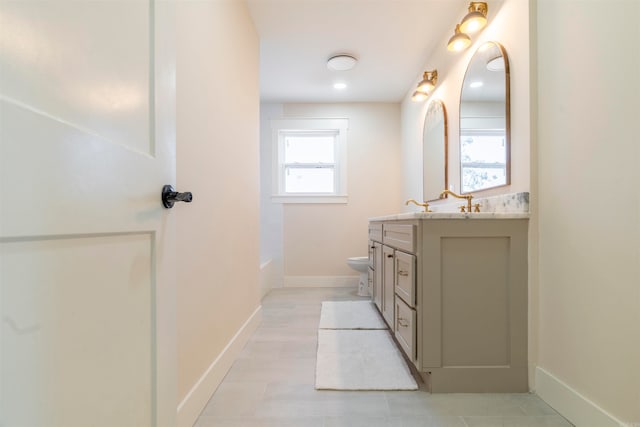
[260,259,284,298]
[260,259,275,299]
[284,275,358,288]
[535,366,629,427]
[177,305,262,427]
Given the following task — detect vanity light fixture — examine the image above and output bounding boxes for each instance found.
[417,70,438,93]
[411,70,438,102]
[447,24,472,52]
[447,2,489,53]
[459,2,488,34]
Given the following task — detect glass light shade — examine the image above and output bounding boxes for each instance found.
[412,91,428,102]
[459,11,487,33]
[447,26,471,52]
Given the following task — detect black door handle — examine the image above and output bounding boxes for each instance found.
[162,185,193,208]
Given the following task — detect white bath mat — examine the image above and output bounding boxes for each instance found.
[315,329,418,390]
[318,301,387,330]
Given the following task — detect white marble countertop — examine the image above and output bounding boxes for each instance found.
[369,212,530,221]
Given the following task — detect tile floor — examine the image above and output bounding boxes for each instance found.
[195,287,573,427]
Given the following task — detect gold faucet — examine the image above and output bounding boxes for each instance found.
[439,189,473,213]
[405,199,431,212]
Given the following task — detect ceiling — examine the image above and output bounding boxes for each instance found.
[247,0,466,103]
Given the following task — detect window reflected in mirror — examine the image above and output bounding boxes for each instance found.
[459,41,510,193]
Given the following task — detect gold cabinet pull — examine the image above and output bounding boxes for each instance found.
[398,270,409,276]
[397,317,409,328]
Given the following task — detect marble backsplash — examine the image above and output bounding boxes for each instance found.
[428,191,529,214]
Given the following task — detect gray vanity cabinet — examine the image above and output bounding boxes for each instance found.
[368,217,529,393]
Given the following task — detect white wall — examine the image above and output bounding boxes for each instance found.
[535,0,640,425]
[259,103,284,295]
[260,103,402,287]
[401,0,531,205]
[176,1,261,425]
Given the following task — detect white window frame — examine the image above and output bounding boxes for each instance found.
[271,118,348,204]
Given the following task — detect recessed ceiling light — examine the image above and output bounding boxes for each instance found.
[470,81,484,88]
[333,82,347,90]
[327,55,358,71]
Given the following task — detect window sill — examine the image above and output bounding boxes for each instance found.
[271,195,348,204]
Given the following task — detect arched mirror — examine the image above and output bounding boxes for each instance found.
[459,41,510,193]
[423,99,448,201]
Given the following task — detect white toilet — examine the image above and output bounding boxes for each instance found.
[347,256,370,296]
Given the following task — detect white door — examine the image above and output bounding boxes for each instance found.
[0,1,177,425]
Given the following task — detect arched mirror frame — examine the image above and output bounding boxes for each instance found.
[459,41,511,194]
[423,99,448,202]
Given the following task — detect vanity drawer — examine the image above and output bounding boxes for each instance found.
[395,297,417,362]
[395,250,416,307]
[383,224,416,253]
[368,223,383,242]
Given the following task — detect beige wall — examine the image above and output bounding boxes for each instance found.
[536,0,640,424]
[176,0,260,413]
[400,0,532,204]
[271,103,402,279]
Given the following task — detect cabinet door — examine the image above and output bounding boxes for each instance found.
[382,245,395,327]
[395,297,417,362]
[395,251,416,307]
[373,242,383,311]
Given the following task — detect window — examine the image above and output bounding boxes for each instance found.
[271,118,348,203]
[283,132,336,193]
